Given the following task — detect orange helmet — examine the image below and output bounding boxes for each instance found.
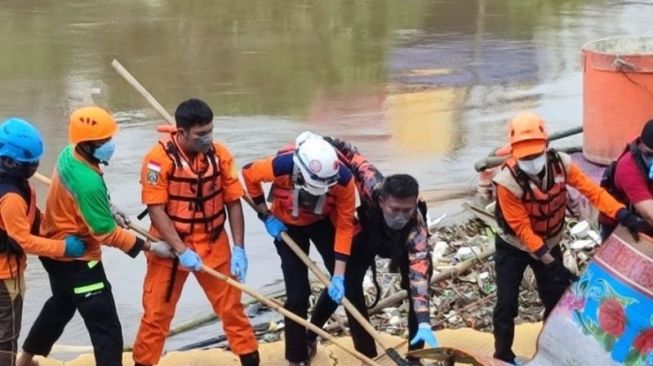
[508,111,548,159]
[68,106,118,144]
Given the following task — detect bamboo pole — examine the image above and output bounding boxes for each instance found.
[200,264,382,366]
[33,168,380,366]
[111,58,411,365]
[111,59,387,364]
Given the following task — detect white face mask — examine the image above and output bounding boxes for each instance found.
[517,154,546,176]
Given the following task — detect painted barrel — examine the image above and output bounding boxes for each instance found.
[531,227,653,365]
[582,36,653,165]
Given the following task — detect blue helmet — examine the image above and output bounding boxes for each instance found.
[0,118,44,163]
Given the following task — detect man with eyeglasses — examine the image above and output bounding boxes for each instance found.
[599,119,653,239]
[242,131,356,366]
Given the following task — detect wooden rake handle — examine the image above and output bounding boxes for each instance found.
[110,59,383,365]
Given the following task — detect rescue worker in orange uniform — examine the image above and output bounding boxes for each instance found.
[492,111,649,365]
[242,131,356,366]
[132,98,259,366]
[18,107,173,366]
[0,118,86,366]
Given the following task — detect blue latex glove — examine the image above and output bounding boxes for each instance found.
[328,275,345,304]
[64,235,86,257]
[410,323,439,348]
[263,215,287,240]
[231,245,248,282]
[178,249,202,271]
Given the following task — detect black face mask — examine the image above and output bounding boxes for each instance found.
[0,160,38,180]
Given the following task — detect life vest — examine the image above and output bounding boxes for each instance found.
[495,150,567,242]
[269,146,336,218]
[158,132,225,241]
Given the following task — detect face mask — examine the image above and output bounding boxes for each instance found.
[0,160,38,180]
[648,160,653,181]
[517,154,546,176]
[20,162,38,179]
[92,141,116,163]
[191,134,213,153]
[382,210,413,230]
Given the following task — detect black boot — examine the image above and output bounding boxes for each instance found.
[240,350,260,366]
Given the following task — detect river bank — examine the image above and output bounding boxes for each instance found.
[29,323,541,365]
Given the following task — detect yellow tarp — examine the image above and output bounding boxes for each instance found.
[32,323,541,365]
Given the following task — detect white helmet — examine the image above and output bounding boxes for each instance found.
[293,131,340,196]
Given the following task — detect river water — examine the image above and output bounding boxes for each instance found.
[1,0,652,358]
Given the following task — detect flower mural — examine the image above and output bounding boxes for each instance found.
[633,328,653,354]
[599,298,626,338]
[571,275,646,364]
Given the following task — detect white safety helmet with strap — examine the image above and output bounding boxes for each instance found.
[293,131,340,196]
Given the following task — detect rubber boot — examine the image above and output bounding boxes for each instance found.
[240,350,260,366]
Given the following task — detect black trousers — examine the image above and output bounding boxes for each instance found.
[0,277,24,366]
[23,258,123,366]
[492,236,567,363]
[275,219,336,363]
[308,232,424,358]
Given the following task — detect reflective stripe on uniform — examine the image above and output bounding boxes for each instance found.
[73,282,105,294]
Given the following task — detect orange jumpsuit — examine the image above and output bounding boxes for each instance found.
[132,134,257,365]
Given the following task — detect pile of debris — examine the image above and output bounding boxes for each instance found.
[310,216,602,340]
[175,213,603,349]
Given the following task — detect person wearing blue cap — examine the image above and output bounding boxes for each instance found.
[0,118,85,365]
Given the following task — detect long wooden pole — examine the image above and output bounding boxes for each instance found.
[111,59,388,364]
[241,195,411,366]
[111,58,410,365]
[32,168,380,366]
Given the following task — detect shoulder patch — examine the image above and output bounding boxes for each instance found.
[146,161,161,184]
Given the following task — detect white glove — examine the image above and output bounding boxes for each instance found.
[148,241,175,258]
[111,204,131,228]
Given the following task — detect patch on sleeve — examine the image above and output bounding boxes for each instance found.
[147,161,161,184]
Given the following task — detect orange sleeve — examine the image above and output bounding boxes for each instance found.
[94,226,140,255]
[141,147,173,205]
[496,185,546,254]
[0,194,65,257]
[241,157,275,202]
[216,143,245,203]
[567,163,625,219]
[332,179,356,258]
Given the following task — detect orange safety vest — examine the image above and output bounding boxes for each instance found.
[496,150,567,240]
[269,146,336,218]
[158,132,225,241]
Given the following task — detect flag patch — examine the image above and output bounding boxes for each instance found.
[147,161,161,172]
